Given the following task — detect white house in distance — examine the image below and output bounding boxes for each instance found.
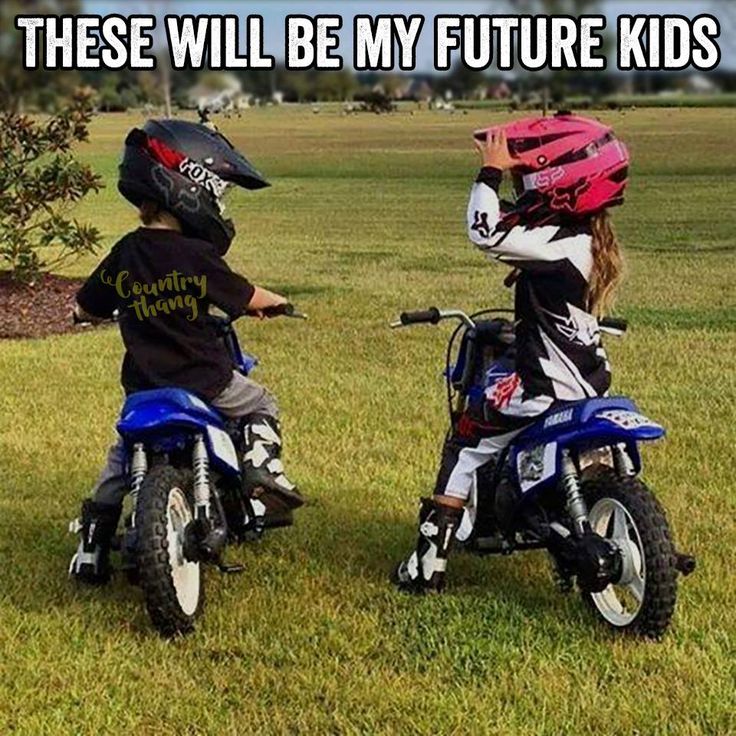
[187,73,253,112]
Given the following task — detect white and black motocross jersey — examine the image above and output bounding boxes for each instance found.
[467,167,611,402]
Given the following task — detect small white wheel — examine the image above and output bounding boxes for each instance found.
[166,487,200,617]
[581,472,678,638]
[588,497,645,627]
[137,466,204,637]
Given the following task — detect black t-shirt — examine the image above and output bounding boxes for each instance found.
[77,228,255,400]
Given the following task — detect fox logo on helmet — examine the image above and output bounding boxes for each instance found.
[178,158,229,200]
[549,178,591,213]
[151,166,201,215]
[532,166,565,191]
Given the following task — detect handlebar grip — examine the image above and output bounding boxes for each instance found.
[257,303,308,320]
[261,303,294,317]
[599,317,628,333]
[400,308,441,326]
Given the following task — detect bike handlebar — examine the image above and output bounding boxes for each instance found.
[399,308,442,326]
[391,308,476,329]
[74,304,307,328]
[599,317,628,334]
[249,303,308,320]
[392,307,629,335]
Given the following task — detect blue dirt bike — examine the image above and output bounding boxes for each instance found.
[392,306,695,638]
[96,305,304,637]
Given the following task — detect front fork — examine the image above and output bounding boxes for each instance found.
[192,434,211,521]
[127,443,148,528]
[187,435,230,564]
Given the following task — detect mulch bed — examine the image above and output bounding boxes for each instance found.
[0,272,94,340]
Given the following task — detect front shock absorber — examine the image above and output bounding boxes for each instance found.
[129,443,148,502]
[560,449,589,536]
[192,434,211,520]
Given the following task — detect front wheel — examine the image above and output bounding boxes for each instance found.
[581,471,678,639]
[136,465,203,637]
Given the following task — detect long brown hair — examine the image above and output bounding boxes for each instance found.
[587,211,624,318]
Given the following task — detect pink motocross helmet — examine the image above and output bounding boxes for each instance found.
[474,112,630,219]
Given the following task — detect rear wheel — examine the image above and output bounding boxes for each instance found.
[581,471,678,639]
[136,465,203,637]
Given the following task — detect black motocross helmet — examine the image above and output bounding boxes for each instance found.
[118,119,270,254]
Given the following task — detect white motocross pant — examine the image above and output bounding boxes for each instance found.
[437,374,554,541]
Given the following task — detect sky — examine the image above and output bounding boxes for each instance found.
[84,0,735,71]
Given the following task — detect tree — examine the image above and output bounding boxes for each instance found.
[443,61,486,99]
[133,0,174,115]
[97,77,142,112]
[279,70,312,102]
[496,0,611,110]
[314,70,358,102]
[0,0,83,112]
[0,89,104,283]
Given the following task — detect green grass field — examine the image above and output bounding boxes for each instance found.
[0,106,734,735]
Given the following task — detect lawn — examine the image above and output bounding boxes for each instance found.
[0,106,734,735]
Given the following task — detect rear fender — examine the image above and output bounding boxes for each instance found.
[120,417,241,477]
[118,394,241,477]
[510,404,664,499]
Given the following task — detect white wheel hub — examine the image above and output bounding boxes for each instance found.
[166,487,201,617]
[588,497,646,627]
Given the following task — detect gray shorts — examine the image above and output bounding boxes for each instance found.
[92,372,278,506]
[211,371,279,420]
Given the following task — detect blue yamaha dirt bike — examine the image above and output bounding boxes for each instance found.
[392,306,695,638]
[109,305,305,637]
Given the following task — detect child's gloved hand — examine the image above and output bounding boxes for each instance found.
[475,130,517,171]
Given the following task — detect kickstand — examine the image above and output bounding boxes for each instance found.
[218,561,246,575]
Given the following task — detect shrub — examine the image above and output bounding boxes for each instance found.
[0,88,104,283]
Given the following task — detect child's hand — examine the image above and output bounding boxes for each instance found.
[247,286,289,319]
[475,130,516,171]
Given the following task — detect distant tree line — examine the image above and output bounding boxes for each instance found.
[2,2,735,114]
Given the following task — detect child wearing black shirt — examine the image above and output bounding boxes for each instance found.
[70,120,303,584]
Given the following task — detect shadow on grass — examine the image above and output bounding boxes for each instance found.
[289,499,564,612]
[290,501,605,650]
[4,496,578,640]
[261,283,343,299]
[0,511,161,636]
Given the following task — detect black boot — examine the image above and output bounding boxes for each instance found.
[68,499,121,585]
[392,498,463,594]
[242,414,304,519]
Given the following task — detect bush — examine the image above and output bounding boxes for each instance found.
[356,91,396,114]
[0,89,104,283]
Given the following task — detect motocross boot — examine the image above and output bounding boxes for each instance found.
[392,498,463,594]
[69,499,122,585]
[241,414,304,524]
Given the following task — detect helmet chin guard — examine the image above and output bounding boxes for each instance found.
[475,113,630,221]
[118,120,270,254]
